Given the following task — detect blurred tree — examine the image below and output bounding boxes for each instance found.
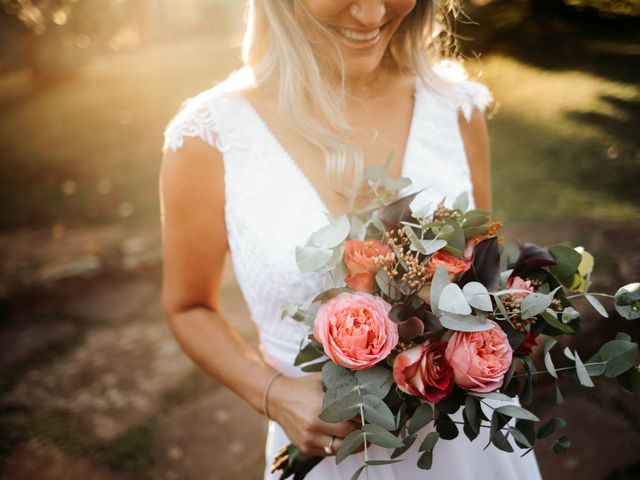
[0,0,235,81]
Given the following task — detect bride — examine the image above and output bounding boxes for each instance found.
[160,1,542,478]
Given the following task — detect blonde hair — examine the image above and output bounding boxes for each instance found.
[241,0,456,205]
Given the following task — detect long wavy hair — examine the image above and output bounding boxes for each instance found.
[241,0,457,204]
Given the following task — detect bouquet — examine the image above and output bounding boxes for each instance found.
[271,168,639,479]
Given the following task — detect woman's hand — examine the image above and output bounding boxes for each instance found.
[269,372,367,457]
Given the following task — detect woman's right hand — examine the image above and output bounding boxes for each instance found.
[268,372,367,458]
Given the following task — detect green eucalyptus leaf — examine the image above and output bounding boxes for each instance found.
[462,281,493,311]
[439,313,493,332]
[408,403,434,435]
[541,311,575,334]
[336,429,365,464]
[350,465,366,480]
[300,360,327,372]
[599,339,639,378]
[421,238,448,255]
[313,287,351,303]
[614,283,640,320]
[536,417,567,439]
[584,353,606,376]
[555,382,564,405]
[417,451,433,470]
[585,294,609,318]
[495,405,540,422]
[552,435,572,454]
[521,356,534,406]
[322,362,352,388]
[442,219,466,252]
[295,246,334,273]
[508,427,533,448]
[471,392,514,402]
[435,413,459,440]
[464,395,481,435]
[430,264,451,317]
[491,431,514,453]
[452,191,470,212]
[419,431,440,453]
[354,366,394,399]
[404,225,427,254]
[548,245,582,281]
[561,307,580,323]
[391,434,417,459]
[520,287,561,320]
[543,338,558,378]
[362,424,404,448]
[319,390,362,423]
[574,351,594,387]
[515,419,536,448]
[323,375,359,408]
[311,215,351,248]
[293,343,324,366]
[365,459,404,466]
[362,394,397,430]
[439,283,472,315]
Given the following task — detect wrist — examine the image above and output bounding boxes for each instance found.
[262,371,283,420]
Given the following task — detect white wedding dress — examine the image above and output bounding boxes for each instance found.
[163,64,543,480]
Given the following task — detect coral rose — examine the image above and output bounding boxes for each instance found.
[313,292,398,370]
[444,320,513,393]
[425,251,472,281]
[506,275,536,300]
[343,239,390,292]
[393,340,454,403]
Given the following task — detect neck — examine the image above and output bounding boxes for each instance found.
[345,64,397,101]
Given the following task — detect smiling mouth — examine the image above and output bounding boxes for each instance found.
[335,25,382,42]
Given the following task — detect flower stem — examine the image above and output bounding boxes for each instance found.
[511,361,605,378]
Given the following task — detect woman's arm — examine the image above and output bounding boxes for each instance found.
[159,137,359,456]
[458,108,491,211]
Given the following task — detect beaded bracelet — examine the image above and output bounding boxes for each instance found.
[262,371,282,420]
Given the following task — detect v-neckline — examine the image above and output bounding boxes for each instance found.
[237,77,420,220]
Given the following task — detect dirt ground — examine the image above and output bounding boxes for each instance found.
[0,219,638,480]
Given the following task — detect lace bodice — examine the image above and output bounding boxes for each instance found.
[163,64,492,375]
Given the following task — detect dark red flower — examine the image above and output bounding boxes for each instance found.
[393,340,454,403]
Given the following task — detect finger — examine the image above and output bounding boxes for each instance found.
[313,434,341,457]
[318,420,360,438]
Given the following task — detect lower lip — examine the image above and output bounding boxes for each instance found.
[335,24,386,50]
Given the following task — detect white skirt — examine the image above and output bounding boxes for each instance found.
[259,341,543,480]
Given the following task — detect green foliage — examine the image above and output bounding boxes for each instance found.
[614,283,640,319]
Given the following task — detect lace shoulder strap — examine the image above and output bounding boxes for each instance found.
[162,83,244,154]
[433,59,493,122]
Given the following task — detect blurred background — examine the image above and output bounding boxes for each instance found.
[0,0,638,479]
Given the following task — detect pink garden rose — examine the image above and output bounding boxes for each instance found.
[425,251,472,281]
[313,292,398,370]
[506,275,536,300]
[444,320,513,393]
[393,340,454,403]
[343,239,390,292]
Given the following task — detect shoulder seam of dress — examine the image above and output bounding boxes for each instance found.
[433,59,494,122]
[162,83,242,154]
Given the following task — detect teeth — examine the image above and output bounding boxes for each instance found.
[336,26,381,42]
